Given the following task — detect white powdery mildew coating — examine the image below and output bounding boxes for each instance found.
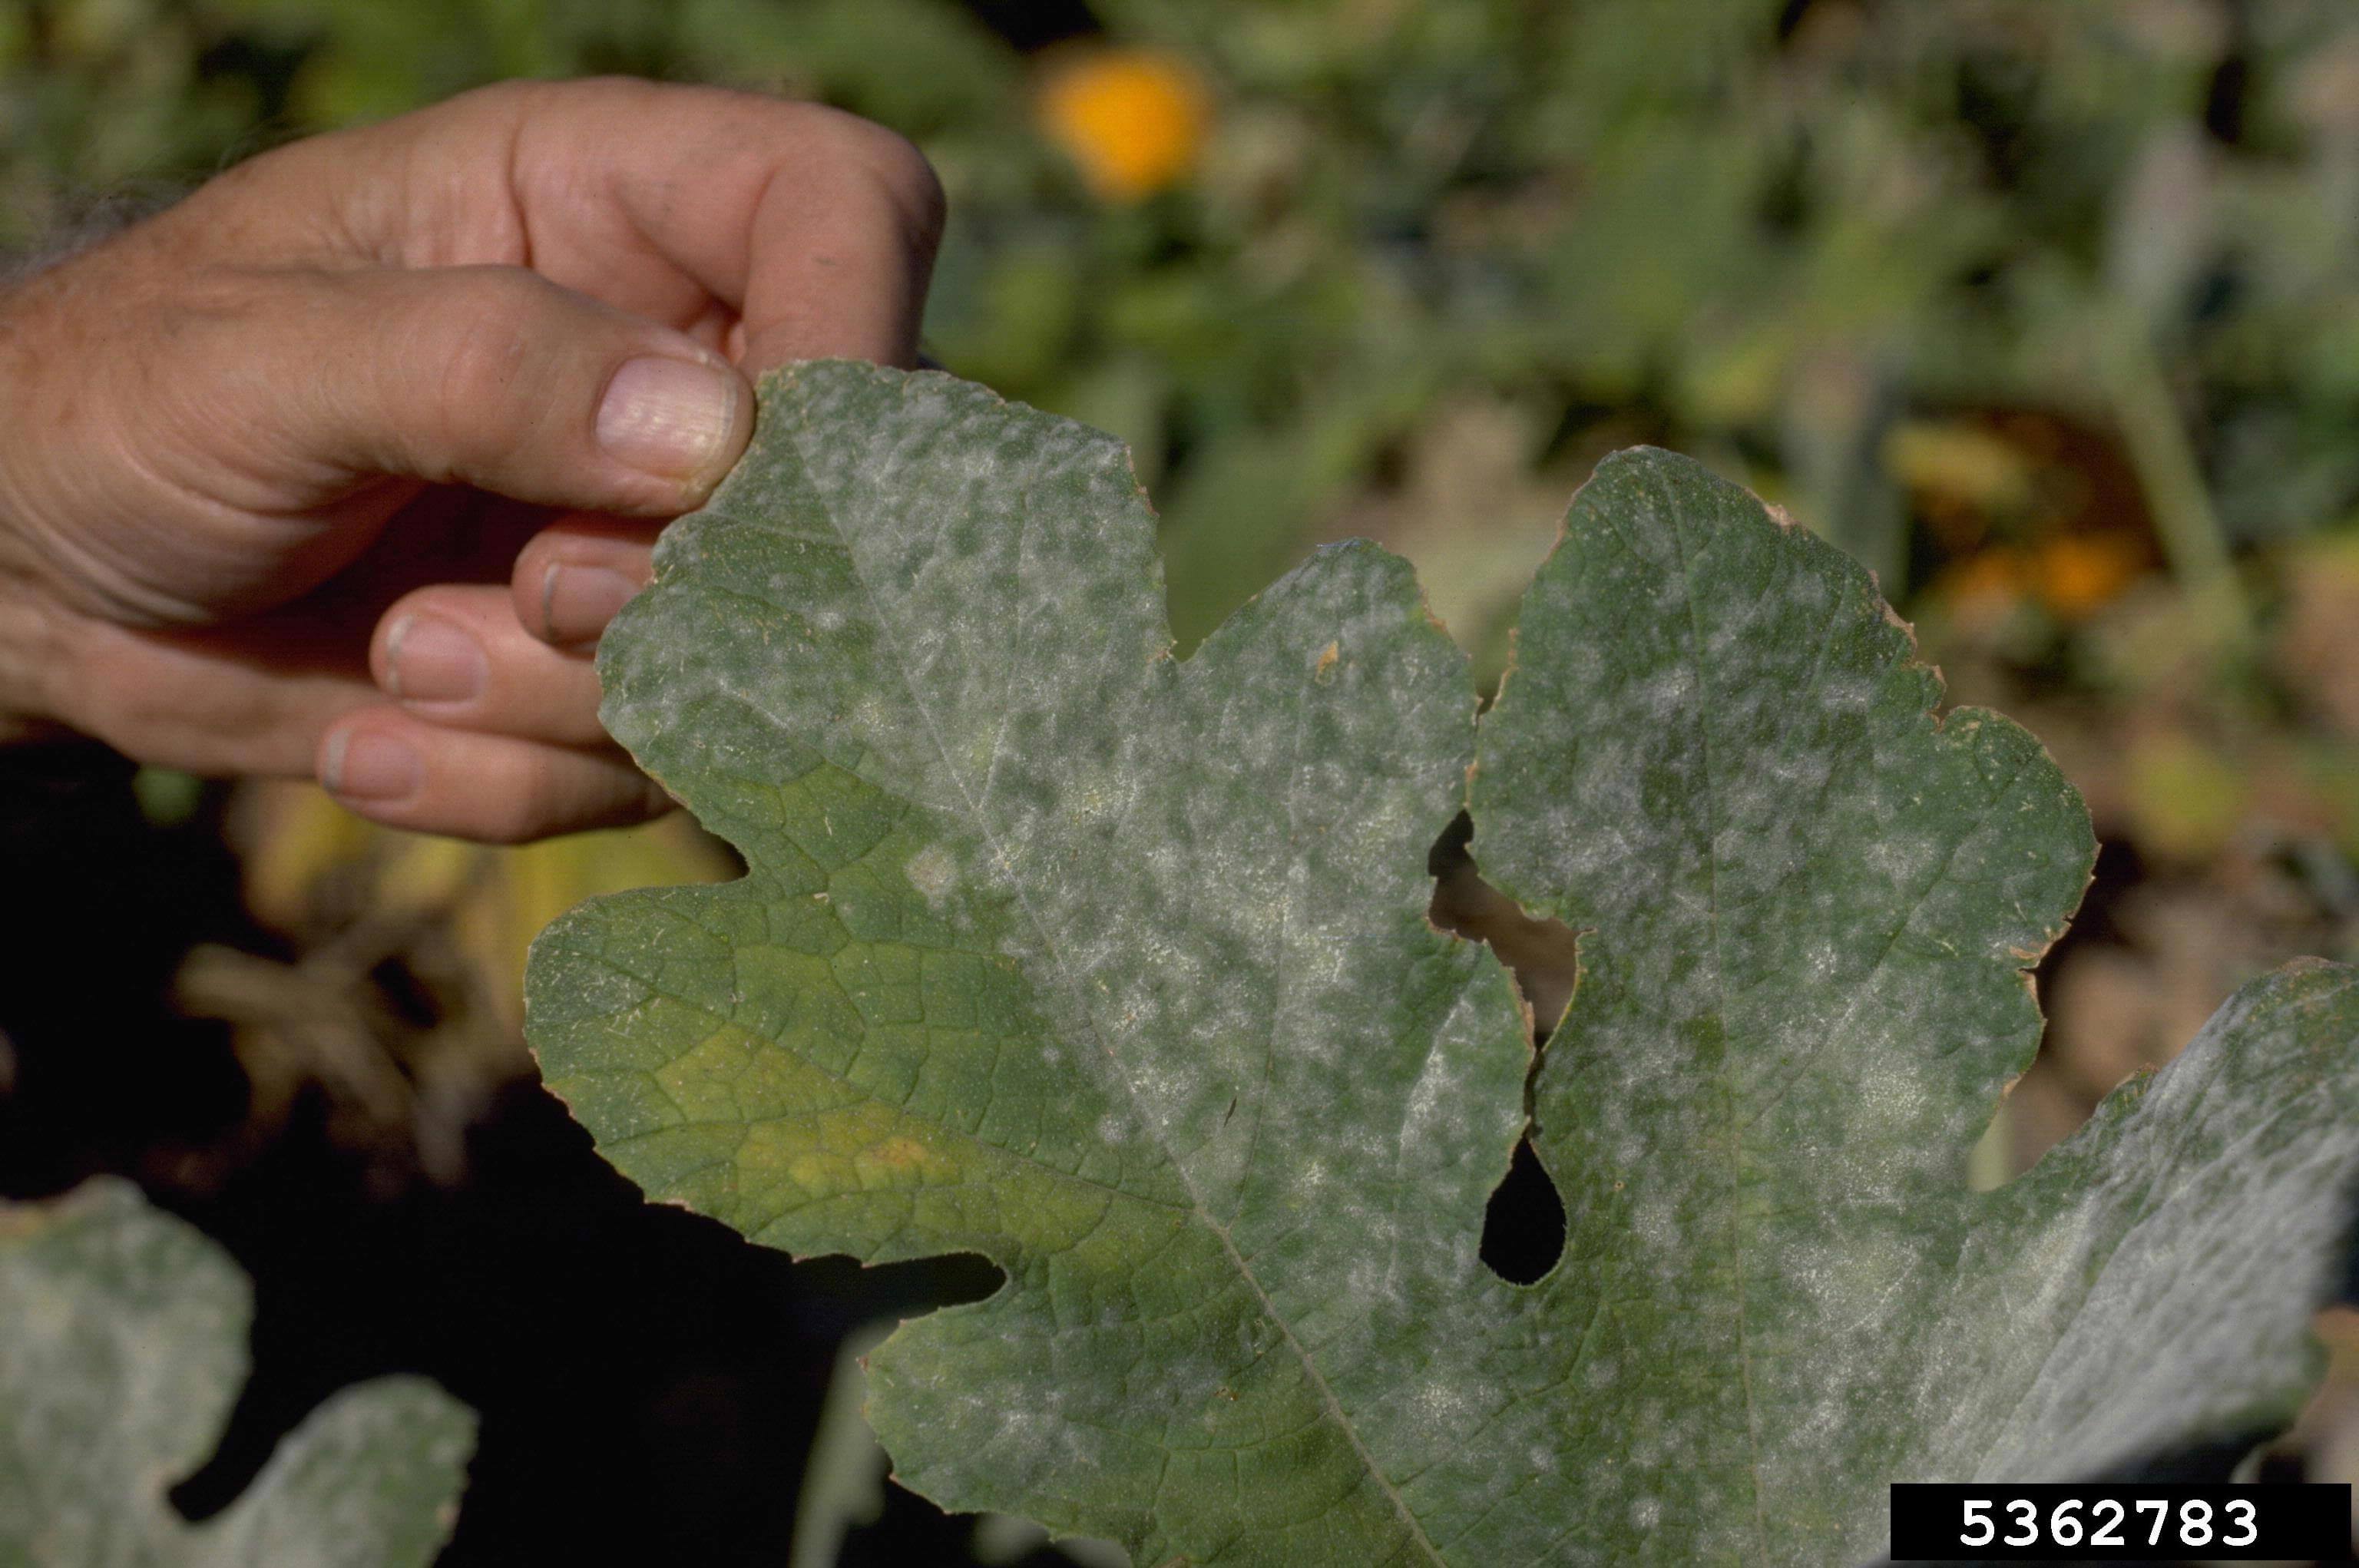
[1447,448,2359,1564]
[571,364,1537,1565]
[1901,966,2359,1491]
[548,376,2359,1567]
[0,1180,472,1568]
[902,842,960,908]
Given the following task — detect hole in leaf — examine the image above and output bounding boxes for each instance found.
[1481,1136,1566,1285]
[1426,814,1581,1040]
[1428,813,1578,1285]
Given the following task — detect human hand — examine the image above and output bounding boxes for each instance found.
[0,77,942,840]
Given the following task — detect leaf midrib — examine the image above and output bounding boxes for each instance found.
[1639,470,1775,1563]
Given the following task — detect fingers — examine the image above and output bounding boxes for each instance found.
[353,577,679,839]
[0,78,943,848]
[67,260,749,627]
[239,78,945,369]
[317,709,669,842]
[371,584,607,746]
[253,265,756,517]
[65,600,667,841]
[500,79,947,367]
[712,104,946,369]
[47,614,379,779]
[66,576,673,842]
[508,514,659,648]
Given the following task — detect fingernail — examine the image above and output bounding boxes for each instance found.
[385,614,486,703]
[597,356,738,484]
[541,564,641,646]
[323,730,422,802]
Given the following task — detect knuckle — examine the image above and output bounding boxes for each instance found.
[476,797,553,845]
[806,108,948,249]
[867,134,949,250]
[423,749,548,844]
[477,761,637,844]
[439,77,554,121]
[416,271,549,462]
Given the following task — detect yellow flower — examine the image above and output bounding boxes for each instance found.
[1037,48,1209,203]
[2030,532,2146,620]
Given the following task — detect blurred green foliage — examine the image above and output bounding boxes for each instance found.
[8,0,2359,663]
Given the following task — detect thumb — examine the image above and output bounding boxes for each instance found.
[232,264,755,518]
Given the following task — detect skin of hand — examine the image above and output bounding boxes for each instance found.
[0,77,943,842]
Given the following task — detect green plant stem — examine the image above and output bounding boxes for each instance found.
[2100,320,2254,650]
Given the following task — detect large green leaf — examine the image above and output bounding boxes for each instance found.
[528,362,2359,1565]
[0,1179,473,1566]
[1467,452,2357,1556]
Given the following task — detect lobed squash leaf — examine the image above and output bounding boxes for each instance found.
[0,1178,473,1566]
[528,362,2359,1565]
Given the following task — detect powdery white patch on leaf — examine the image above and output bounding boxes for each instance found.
[527,366,2359,1565]
[0,1179,474,1567]
[1471,448,2359,1561]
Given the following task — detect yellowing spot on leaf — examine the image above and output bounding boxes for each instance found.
[1037,48,1209,202]
[865,1135,940,1174]
[1314,640,1342,685]
[769,1104,959,1196]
